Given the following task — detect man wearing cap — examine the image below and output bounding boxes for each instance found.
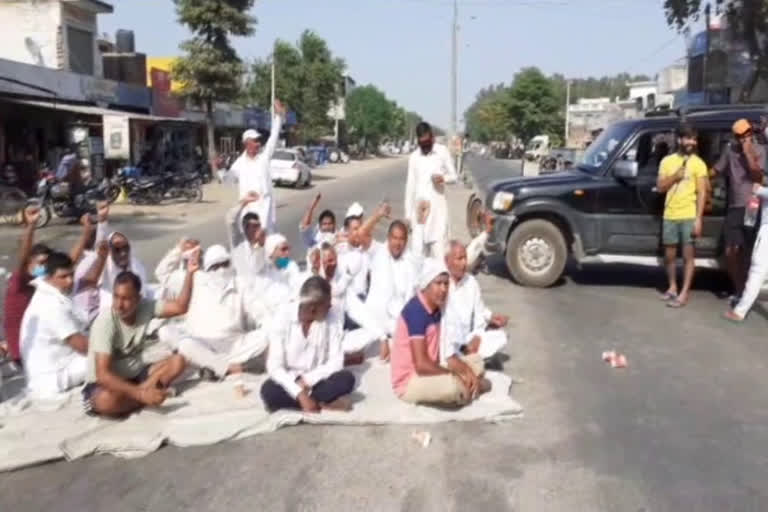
[712,119,766,301]
[178,245,269,379]
[228,100,286,233]
[390,258,490,406]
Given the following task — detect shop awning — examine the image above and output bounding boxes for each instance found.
[0,97,197,124]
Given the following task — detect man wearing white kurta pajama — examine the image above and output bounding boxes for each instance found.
[228,101,285,234]
[405,122,457,260]
[444,241,509,359]
[177,245,268,379]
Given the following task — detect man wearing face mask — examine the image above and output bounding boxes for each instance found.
[4,206,89,366]
[404,122,458,260]
[227,194,267,283]
[227,100,286,233]
[178,245,269,379]
[20,252,89,397]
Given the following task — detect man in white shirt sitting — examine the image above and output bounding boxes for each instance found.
[227,194,267,282]
[299,193,337,250]
[444,240,509,360]
[261,276,355,413]
[20,251,89,397]
[178,245,269,379]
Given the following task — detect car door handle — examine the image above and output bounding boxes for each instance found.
[652,186,659,193]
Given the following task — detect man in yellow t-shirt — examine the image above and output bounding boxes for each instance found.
[656,123,708,308]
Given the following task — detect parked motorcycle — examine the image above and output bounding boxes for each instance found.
[35,172,103,227]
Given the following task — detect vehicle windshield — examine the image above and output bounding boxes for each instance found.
[273,151,296,161]
[577,122,633,173]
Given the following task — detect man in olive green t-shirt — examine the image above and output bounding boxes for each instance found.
[656,123,708,308]
[82,256,198,417]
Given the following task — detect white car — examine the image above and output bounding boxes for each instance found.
[270,149,312,188]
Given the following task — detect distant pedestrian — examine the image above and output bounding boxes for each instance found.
[712,119,766,304]
[657,124,708,308]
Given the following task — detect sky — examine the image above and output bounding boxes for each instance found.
[101,0,689,130]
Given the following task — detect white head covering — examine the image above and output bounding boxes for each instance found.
[242,129,261,142]
[203,244,230,271]
[345,202,364,220]
[418,258,449,290]
[265,233,287,259]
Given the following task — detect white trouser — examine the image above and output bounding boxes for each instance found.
[26,354,87,398]
[342,328,380,354]
[735,224,768,318]
[178,330,268,378]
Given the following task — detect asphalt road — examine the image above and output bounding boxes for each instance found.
[3,156,768,511]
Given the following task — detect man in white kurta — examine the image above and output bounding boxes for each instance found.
[444,240,509,360]
[228,101,286,233]
[405,122,457,260]
[226,198,267,285]
[177,245,269,379]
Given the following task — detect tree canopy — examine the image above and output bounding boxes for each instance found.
[246,30,345,142]
[345,85,396,149]
[172,0,255,161]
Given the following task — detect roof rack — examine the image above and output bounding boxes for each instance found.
[679,104,767,116]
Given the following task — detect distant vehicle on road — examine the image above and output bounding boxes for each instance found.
[271,149,312,188]
[467,104,765,287]
[524,135,550,162]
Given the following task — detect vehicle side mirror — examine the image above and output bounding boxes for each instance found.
[613,160,638,180]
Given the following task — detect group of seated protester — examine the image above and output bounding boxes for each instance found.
[5,194,508,416]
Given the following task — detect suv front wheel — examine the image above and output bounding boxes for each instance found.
[505,219,567,287]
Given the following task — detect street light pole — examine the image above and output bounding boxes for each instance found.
[564,80,571,146]
[451,0,458,140]
[270,53,276,119]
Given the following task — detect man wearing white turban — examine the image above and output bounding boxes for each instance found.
[177,245,269,379]
[227,100,286,233]
[389,258,490,407]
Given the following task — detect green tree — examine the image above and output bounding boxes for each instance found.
[172,0,256,164]
[664,0,766,100]
[247,30,345,142]
[506,67,564,144]
[345,85,396,151]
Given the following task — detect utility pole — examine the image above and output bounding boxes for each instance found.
[704,2,711,103]
[270,48,276,119]
[564,80,571,147]
[450,0,458,140]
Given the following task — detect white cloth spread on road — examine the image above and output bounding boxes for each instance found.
[19,279,88,398]
[0,362,522,472]
[404,143,457,249]
[228,115,284,233]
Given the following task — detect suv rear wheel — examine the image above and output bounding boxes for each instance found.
[505,219,567,287]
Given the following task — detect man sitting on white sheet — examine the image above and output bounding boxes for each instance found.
[82,268,194,417]
[390,258,490,407]
[367,203,430,360]
[178,245,269,380]
[20,251,89,398]
[299,193,337,249]
[260,276,355,413]
[155,237,201,300]
[444,240,509,360]
[96,231,150,312]
[227,194,267,282]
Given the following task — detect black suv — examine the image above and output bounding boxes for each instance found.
[467,105,766,287]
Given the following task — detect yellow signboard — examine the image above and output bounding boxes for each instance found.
[146,57,183,92]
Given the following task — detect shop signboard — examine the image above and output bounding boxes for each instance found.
[81,76,118,104]
[150,68,181,117]
[103,115,130,160]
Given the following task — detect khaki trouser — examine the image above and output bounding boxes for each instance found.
[401,354,485,406]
